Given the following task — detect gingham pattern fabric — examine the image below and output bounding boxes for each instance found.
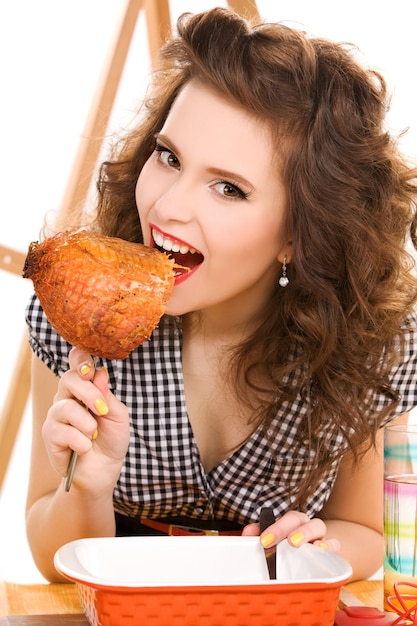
[26,294,417,526]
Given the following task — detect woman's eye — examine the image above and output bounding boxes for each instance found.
[213,181,249,200]
[155,144,180,169]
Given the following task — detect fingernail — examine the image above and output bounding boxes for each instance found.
[80,362,92,376]
[101,366,108,381]
[92,429,99,440]
[94,398,109,415]
[260,533,275,548]
[289,531,304,546]
[318,542,329,550]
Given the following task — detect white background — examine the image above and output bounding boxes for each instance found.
[0,0,416,583]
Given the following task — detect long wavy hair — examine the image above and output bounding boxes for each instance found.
[84,8,417,509]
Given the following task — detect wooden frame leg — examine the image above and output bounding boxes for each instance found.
[0,330,32,492]
[144,0,171,61]
[56,0,146,230]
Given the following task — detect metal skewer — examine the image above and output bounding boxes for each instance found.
[64,357,100,492]
[64,450,78,492]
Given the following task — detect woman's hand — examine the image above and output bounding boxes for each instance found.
[41,347,130,492]
[242,510,341,552]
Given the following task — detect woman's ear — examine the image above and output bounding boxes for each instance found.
[277,240,293,265]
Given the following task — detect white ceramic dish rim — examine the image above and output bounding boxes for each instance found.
[54,536,352,588]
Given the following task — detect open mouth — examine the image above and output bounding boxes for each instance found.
[151,227,204,282]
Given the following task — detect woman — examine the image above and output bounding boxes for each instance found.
[25,7,417,582]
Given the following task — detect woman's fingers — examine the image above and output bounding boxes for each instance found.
[284,513,327,548]
[44,398,97,450]
[313,537,341,552]
[42,396,98,480]
[242,510,338,552]
[55,352,109,421]
[68,347,95,371]
[241,522,260,536]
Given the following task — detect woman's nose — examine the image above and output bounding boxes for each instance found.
[154,175,197,223]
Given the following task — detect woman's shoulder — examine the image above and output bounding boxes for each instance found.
[381,309,417,418]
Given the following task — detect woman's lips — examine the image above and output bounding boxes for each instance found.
[151,226,204,284]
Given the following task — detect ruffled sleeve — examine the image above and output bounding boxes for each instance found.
[25,292,72,377]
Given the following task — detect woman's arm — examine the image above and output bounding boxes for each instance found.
[244,414,409,581]
[320,412,409,580]
[25,350,130,582]
[317,428,385,580]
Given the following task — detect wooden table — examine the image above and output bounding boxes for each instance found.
[0,579,383,624]
[0,582,86,625]
[0,618,87,625]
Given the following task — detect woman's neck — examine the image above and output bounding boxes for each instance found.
[182,286,274,345]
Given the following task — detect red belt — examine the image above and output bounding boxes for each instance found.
[139,518,242,536]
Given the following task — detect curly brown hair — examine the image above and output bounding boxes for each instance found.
[84,8,417,509]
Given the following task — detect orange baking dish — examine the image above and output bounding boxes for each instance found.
[54,536,352,626]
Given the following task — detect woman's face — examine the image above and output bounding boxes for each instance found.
[136,81,292,321]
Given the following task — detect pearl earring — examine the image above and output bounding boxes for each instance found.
[278,256,289,287]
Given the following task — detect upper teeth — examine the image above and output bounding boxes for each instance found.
[152,228,197,254]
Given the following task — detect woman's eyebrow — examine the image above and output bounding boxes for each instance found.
[155,133,177,152]
[156,133,254,190]
[206,166,254,191]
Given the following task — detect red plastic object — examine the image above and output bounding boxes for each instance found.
[72,579,347,626]
[335,606,404,625]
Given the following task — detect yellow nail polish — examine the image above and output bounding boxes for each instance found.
[101,366,108,381]
[289,531,304,546]
[80,363,92,376]
[92,429,99,440]
[260,533,275,549]
[95,398,109,415]
[318,542,329,550]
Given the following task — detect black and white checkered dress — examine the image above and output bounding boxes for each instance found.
[25,294,417,526]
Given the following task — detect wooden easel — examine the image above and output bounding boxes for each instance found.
[0,0,259,490]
